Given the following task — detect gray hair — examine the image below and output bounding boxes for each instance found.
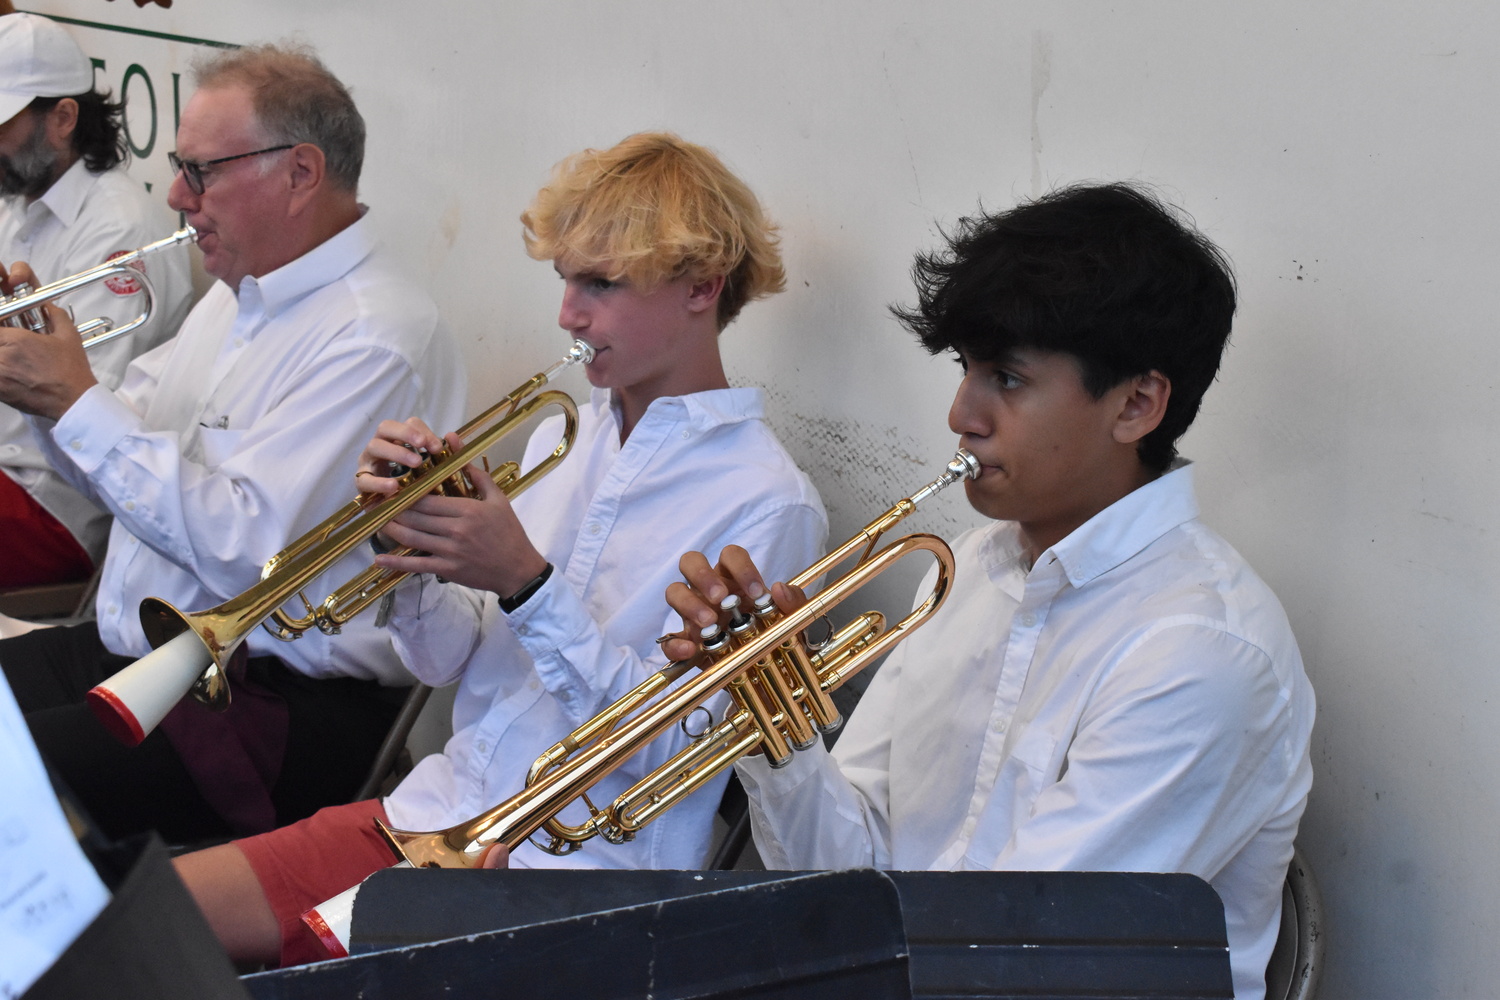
[192,41,364,191]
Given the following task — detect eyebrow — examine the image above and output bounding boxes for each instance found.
[555,264,608,281]
[997,348,1040,372]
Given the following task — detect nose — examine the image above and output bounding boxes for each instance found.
[948,370,989,438]
[557,283,586,332]
[166,168,197,214]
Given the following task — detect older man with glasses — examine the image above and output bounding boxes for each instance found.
[0,41,465,845]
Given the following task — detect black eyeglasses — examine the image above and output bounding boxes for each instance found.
[167,144,295,195]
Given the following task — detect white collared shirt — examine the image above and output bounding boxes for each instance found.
[382,386,828,870]
[739,463,1315,1000]
[0,160,193,558]
[33,213,466,683]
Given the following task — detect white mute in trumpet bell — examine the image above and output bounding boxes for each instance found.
[85,631,214,746]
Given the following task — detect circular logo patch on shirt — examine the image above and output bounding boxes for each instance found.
[102,251,145,296]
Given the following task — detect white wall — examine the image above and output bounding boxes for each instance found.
[29,2,1500,996]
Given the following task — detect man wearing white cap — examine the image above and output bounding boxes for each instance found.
[0,12,192,588]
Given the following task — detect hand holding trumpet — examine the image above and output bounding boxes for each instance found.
[662,545,809,663]
[0,259,97,419]
[355,417,549,600]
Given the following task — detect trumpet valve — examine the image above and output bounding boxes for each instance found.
[4,282,49,333]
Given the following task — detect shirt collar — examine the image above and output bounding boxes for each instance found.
[29,158,94,228]
[1044,459,1200,588]
[234,208,375,317]
[587,385,766,433]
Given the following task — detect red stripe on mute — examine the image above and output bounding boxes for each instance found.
[302,908,349,959]
[85,686,146,747]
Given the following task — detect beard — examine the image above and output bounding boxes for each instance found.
[0,115,61,200]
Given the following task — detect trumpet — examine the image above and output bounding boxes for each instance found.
[378,448,979,869]
[85,340,595,747]
[0,226,197,349]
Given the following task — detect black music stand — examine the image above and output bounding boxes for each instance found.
[243,868,1232,1000]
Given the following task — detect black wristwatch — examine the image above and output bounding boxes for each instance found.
[499,562,554,613]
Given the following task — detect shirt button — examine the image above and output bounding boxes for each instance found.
[1018,612,1036,628]
[588,524,600,535]
[108,604,119,616]
[233,337,245,348]
[69,439,83,450]
[475,741,489,755]
[680,429,690,440]
[124,500,136,511]
[516,624,530,636]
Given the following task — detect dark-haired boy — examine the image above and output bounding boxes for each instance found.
[666,183,1315,1000]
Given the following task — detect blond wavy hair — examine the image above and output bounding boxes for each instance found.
[522,132,786,329]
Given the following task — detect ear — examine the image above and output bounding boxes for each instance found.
[684,273,726,316]
[1111,370,1170,445]
[284,142,327,216]
[43,98,78,149]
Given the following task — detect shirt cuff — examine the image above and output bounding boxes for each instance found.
[504,568,583,652]
[503,570,599,701]
[50,383,139,476]
[499,562,553,613]
[735,735,829,794]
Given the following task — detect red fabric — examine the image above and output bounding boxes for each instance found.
[234,798,396,967]
[0,471,93,587]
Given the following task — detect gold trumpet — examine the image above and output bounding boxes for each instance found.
[0,226,197,349]
[85,340,595,747]
[377,449,979,868]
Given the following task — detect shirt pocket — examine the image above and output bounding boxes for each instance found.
[195,426,245,469]
[960,726,1065,868]
[1007,724,1061,781]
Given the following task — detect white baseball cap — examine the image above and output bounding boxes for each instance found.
[0,14,94,125]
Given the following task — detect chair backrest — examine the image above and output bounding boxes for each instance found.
[1264,845,1325,1000]
[353,683,433,802]
[709,771,755,870]
[0,569,100,621]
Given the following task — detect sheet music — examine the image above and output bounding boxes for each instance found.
[0,674,109,998]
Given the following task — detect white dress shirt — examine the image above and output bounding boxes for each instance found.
[30,213,466,684]
[0,160,193,559]
[739,462,1315,1000]
[382,386,828,871]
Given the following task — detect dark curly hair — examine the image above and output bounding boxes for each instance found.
[29,90,128,173]
[893,183,1237,472]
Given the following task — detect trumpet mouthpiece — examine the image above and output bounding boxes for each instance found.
[948,449,980,482]
[907,449,981,509]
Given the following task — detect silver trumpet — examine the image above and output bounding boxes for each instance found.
[0,226,197,349]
